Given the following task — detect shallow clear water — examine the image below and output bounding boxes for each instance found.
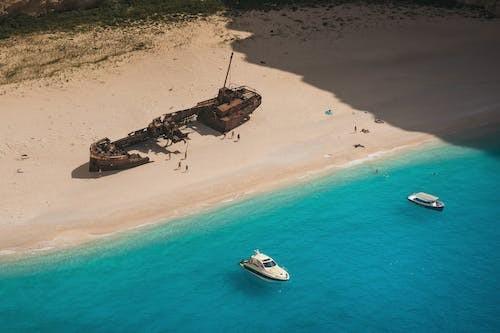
[1,138,499,332]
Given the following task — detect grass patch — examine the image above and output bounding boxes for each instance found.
[0,26,154,85]
[0,0,487,39]
[0,0,225,39]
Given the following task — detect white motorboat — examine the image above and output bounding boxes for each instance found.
[240,250,290,281]
[408,192,445,210]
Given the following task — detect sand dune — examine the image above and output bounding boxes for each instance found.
[1,5,499,255]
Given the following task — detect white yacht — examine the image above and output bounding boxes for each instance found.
[240,250,290,281]
[408,192,445,210]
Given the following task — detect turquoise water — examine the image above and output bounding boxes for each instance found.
[1,138,499,332]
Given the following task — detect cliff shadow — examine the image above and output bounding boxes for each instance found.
[226,5,500,156]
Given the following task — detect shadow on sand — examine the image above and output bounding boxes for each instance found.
[226,7,500,156]
[71,123,222,179]
[187,121,222,137]
[71,162,122,179]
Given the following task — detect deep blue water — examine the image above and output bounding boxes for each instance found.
[1,138,499,333]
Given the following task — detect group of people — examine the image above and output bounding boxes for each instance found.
[172,142,189,173]
[354,125,370,134]
[171,130,242,173]
[221,131,241,141]
[353,124,369,149]
[176,160,188,172]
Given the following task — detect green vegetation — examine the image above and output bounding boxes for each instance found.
[0,0,224,39]
[0,0,485,39]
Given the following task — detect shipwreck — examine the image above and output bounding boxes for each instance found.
[89,53,262,172]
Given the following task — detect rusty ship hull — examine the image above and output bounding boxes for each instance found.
[88,86,261,172]
[197,87,262,133]
[89,138,150,172]
[89,151,150,172]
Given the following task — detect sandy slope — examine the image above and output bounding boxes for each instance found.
[1,6,499,255]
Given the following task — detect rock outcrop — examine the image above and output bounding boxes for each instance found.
[0,0,103,17]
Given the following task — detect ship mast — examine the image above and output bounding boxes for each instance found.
[223,52,234,88]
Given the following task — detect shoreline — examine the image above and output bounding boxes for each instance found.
[0,137,434,262]
[1,122,497,261]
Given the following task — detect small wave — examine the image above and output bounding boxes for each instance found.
[0,249,17,256]
[129,222,156,230]
[341,154,383,168]
[339,145,414,168]
[32,246,54,253]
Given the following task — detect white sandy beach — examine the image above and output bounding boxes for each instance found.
[1,5,499,255]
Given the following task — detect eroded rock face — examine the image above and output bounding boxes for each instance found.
[0,0,103,17]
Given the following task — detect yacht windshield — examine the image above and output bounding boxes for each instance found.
[263,260,276,268]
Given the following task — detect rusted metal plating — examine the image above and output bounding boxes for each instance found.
[89,86,261,172]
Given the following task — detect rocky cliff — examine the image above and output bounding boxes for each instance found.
[0,0,103,16]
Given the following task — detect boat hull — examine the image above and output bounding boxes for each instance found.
[239,261,289,281]
[407,198,445,211]
[197,88,261,133]
[88,86,262,172]
[89,154,150,172]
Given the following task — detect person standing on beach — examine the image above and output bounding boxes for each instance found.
[237,133,240,141]
[354,125,357,133]
[185,165,189,172]
[177,161,181,170]
[184,150,188,160]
